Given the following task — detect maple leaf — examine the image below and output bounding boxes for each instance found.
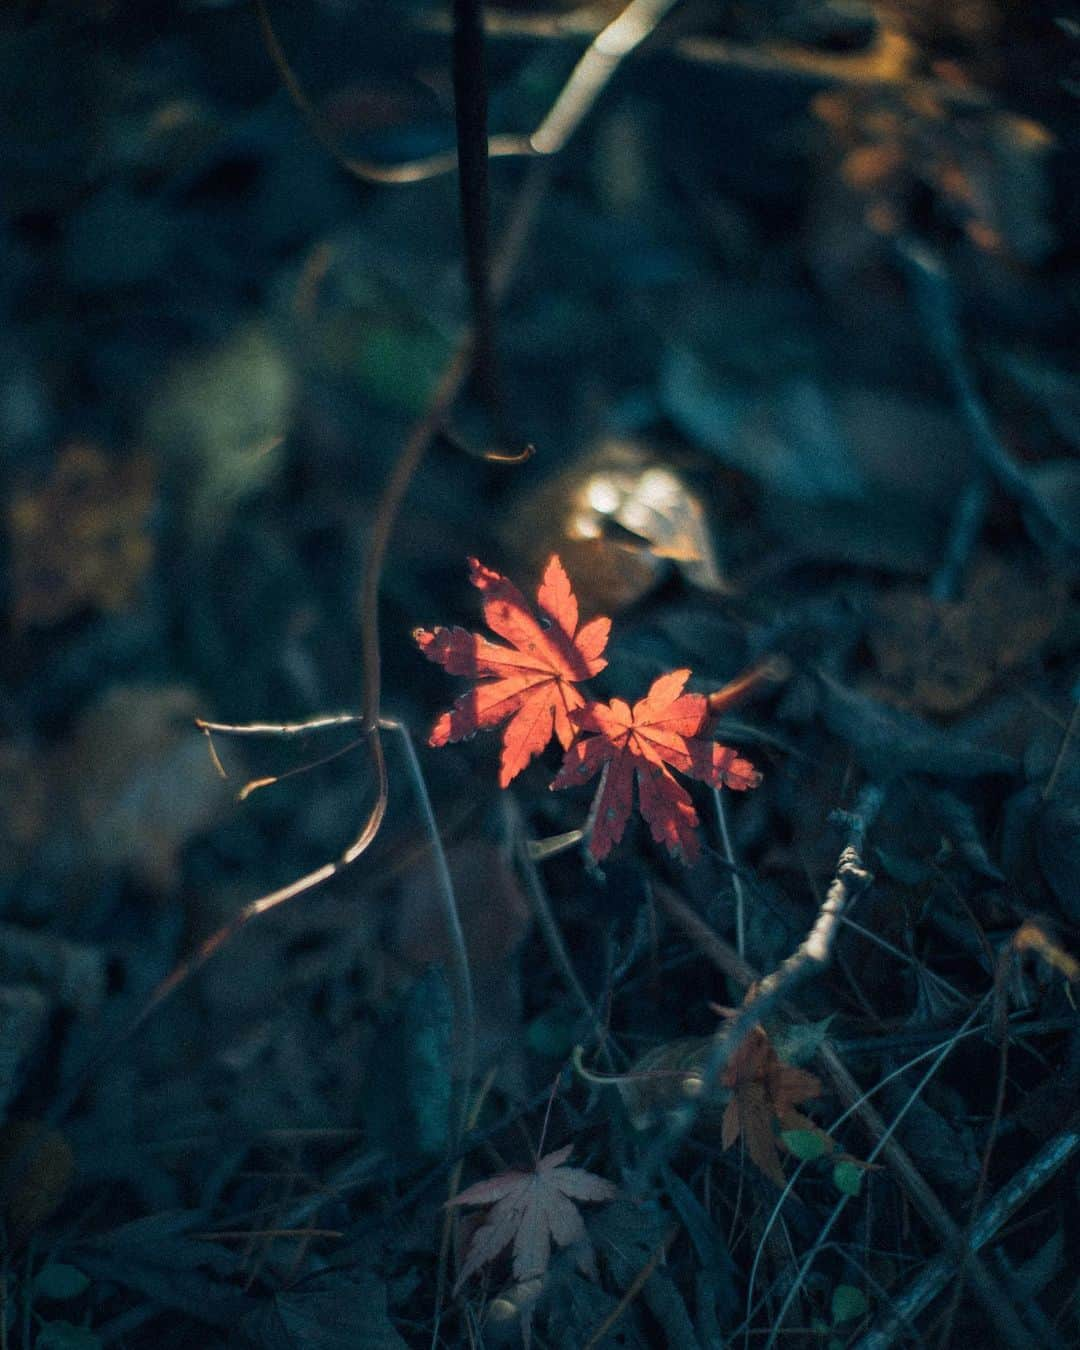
[720,1022,825,1186]
[448,1144,618,1287]
[550,669,761,862]
[415,556,610,787]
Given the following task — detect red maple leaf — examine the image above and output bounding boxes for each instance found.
[720,1022,824,1186]
[448,1144,618,1287]
[415,556,610,787]
[551,669,761,862]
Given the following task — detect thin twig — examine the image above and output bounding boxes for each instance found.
[253,0,533,185]
[196,712,364,736]
[256,0,682,186]
[852,1127,1080,1350]
[696,797,880,1106]
[419,8,989,107]
[899,239,1068,551]
[452,0,503,434]
[652,885,1041,1350]
[525,0,683,156]
[632,788,881,1182]
[582,1222,679,1350]
[713,788,747,959]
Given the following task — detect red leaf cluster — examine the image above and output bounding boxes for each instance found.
[416,555,761,861]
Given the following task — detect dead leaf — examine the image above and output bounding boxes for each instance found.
[505,440,729,614]
[66,683,230,892]
[242,1270,409,1349]
[719,1023,825,1186]
[867,557,1065,714]
[818,669,1019,779]
[7,442,155,629]
[449,1144,618,1287]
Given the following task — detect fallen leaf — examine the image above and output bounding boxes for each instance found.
[67,683,231,892]
[7,442,155,629]
[509,441,730,609]
[415,556,610,786]
[551,669,761,862]
[448,1144,618,1286]
[719,1023,825,1186]
[867,558,1065,715]
[818,670,1019,780]
[242,1270,408,1350]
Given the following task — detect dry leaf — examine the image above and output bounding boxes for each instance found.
[719,1022,825,1186]
[506,440,728,614]
[867,557,1064,714]
[7,442,155,629]
[67,683,230,892]
[449,1144,617,1287]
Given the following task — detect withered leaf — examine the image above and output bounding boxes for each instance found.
[719,1023,826,1186]
[7,442,154,629]
[818,670,1019,780]
[449,1144,617,1286]
[867,558,1064,714]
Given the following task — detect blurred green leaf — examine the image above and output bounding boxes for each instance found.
[527,1008,580,1059]
[33,1263,89,1302]
[780,1129,829,1161]
[832,1160,864,1196]
[831,1284,869,1323]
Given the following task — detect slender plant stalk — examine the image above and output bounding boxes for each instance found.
[654,885,1044,1350]
[451,0,503,434]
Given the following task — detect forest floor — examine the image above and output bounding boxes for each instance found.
[1,2,1079,1347]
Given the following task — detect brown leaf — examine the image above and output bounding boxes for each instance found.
[867,556,1065,715]
[7,442,155,629]
[449,1144,617,1286]
[720,1023,826,1186]
[505,440,729,615]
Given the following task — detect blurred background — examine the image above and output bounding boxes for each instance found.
[0,1,1078,1346]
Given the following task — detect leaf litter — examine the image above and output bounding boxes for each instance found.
[2,6,1079,1348]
